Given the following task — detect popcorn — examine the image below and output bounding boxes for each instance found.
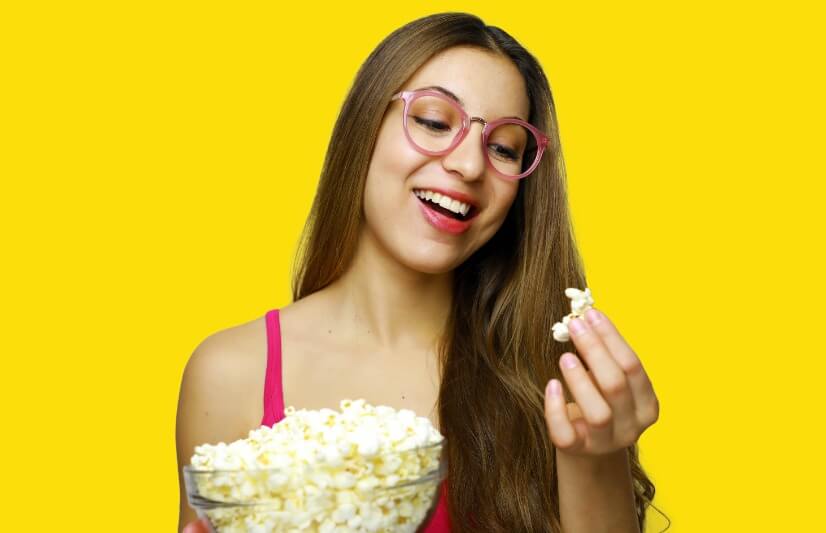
[187,399,445,532]
[551,287,595,342]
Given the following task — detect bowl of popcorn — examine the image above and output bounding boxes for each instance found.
[184,399,447,532]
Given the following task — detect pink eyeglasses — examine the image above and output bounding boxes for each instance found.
[390,88,549,180]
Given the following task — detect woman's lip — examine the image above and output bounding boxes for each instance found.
[414,192,478,235]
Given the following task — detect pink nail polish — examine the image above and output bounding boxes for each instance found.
[561,353,578,369]
[585,308,602,325]
[569,317,586,335]
[548,379,561,396]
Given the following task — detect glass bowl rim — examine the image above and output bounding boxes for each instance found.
[183,437,445,475]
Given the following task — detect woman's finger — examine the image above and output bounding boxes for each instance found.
[183,518,211,533]
[544,378,579,451]
[558,352,613,441]
[567,315,635,422]
[583,308,658,426]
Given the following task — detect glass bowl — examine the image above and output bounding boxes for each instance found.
[184,439,447,533]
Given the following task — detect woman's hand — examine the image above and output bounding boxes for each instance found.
[182,518,210,533]
[544,307,659,457]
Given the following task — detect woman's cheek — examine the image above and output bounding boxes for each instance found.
[473,189,517,243]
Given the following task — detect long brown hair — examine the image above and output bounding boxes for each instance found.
[291,12,657,532]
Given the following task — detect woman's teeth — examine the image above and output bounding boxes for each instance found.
[413,189,472,217]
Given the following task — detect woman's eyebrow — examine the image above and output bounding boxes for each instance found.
[416,85,464,106]
[414,85,527,122]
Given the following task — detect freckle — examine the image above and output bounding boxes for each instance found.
[402,396,406,400]
[328,329,331,334]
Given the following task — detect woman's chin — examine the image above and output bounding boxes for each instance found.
[401,248,465,275]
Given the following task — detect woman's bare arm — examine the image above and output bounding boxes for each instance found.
[175,330,260,532]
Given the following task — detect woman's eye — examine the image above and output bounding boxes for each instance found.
[413,116,450,132]
[490,144,519,161]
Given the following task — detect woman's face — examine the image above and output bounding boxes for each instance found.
[362,46,531,275]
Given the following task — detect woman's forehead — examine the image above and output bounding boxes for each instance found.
[405,48,530,121]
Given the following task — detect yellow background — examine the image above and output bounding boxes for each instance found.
[2,1,823,531]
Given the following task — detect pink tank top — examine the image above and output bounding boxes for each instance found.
[261,308,452,532]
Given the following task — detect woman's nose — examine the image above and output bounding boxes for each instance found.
[440,121,487,181]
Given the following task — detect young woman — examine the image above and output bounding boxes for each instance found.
[177,12,660,533]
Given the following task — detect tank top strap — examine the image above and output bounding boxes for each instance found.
[261,308,285,427]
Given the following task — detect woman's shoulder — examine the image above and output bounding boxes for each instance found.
[190,314,268,379]
[199,314,268,361]
[180,299,322,416]
[180,294,344,419]
[179,313,271,432]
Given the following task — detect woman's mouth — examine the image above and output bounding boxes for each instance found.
[412,189,480,235]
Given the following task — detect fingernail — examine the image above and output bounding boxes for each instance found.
[585,308,602,325]
[569,317,586,335]
[548,379,561,396]
[561,353,578,369]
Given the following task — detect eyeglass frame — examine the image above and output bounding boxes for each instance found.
[389,89,550,180]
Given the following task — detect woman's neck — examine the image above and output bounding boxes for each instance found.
[324,228,454,354]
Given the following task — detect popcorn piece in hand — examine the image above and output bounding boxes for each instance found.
[551,287,595,342]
